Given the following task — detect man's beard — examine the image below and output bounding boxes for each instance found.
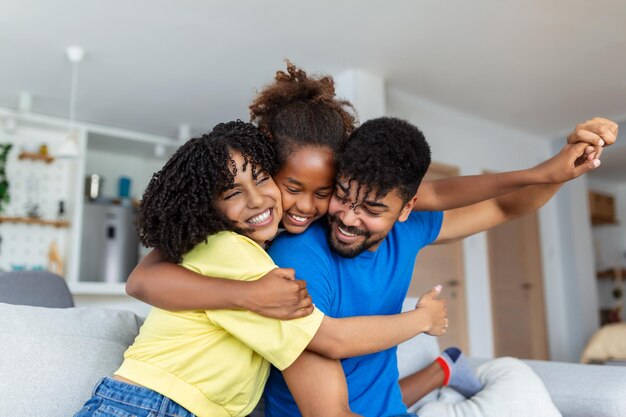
[327,214,384,258]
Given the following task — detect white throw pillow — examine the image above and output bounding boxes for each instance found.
[0,302,142,417]
[417,357,562,417]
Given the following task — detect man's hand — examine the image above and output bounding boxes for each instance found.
[567,117,619,163]
[533,141,602,184]
[416,285,448,336]
[245,268,314,320]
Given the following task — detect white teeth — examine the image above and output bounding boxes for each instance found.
[247,209,271,225]
[338,226,357,237]
[289,213,310,223]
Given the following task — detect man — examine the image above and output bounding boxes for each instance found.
[263,116,618,417]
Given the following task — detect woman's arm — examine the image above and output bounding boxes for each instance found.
[307,286,446,359]
[414,117,616,211]
[126,249,313,319]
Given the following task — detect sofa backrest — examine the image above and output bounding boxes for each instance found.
[0,298,443,417]
[0,271,74,308]
[0,302,143,417]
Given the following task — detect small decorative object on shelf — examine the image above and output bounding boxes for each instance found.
[48,241,64,275]
[17,151,55,164]
[25,202,41,219]
[0,143,12,214]
[600,308,622,325]
[0,216,70,228]
[599,266,624,324]
[24,174,41,218]
[57,200,66,221]
[39,143,49,157]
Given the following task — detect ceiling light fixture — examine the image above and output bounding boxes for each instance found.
[18,91,32,113]
[57,46,85,159]
[177,123,191,143]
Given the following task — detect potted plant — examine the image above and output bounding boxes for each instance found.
[0,143,12,214]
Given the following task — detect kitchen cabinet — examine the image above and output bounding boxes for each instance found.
[0,107,179,295]
[73,129,177,294]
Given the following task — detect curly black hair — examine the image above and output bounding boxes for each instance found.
[136,120,278,263]
[249,61,357,167]
[336,117,431,206]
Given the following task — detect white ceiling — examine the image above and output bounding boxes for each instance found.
[1,0,625,177]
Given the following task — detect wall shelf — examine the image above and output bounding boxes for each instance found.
[597,268,626,280]
[18,151,55,164]
[0,216,70,228]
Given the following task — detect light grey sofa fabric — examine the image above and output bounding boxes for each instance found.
[463,356,626,417]
[0,302,142,417]
[1,301,626,417]
[525,359,626,417]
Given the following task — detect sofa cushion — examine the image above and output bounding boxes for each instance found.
[0,302,142,417]
[416,357,561,417]
[580,323,626,364]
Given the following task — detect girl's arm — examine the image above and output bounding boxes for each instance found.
[126,249,313,320]
[415,169,546,211]
[307,286,446,359]
[414,119,613,212]
[433,121,617,245]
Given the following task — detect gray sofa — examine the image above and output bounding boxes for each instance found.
[1,301,625,417]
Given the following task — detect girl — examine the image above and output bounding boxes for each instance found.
[73,120,447,417]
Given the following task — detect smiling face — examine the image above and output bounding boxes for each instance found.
[213,151,282,246]
[327,177,415,258]
[272,146,335,234]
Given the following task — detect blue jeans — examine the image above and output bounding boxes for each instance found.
[73,377,195,417]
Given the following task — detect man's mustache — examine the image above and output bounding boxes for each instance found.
[328,214,369,237]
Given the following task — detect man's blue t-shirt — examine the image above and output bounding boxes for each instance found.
[264,211,443,417]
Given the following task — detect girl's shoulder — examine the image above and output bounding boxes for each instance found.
[184,231,270,264]
[181,231,275,279]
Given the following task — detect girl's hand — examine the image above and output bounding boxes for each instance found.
[531,118,618,184]
[567,117,618,163]
[416,285,448,336]
[533,141,602,184]
[246,268,314,320]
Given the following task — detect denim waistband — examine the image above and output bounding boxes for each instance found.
[93,377,193,417]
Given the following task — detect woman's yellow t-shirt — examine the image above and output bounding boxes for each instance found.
[115,231,324,417]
